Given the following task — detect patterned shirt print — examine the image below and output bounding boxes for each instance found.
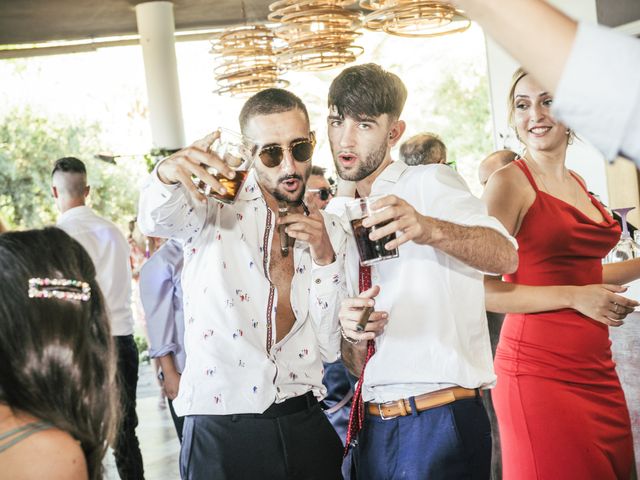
[138,168,345,415]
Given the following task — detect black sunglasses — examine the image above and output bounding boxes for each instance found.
[307,186,335,201]
[257,132,316,168]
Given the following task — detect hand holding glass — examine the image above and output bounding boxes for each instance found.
[346,196,399,267]
[195,128,255,204]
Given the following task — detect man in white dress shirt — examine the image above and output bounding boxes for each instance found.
[325,64,519,479]
[138,89,345,479]
[51,157,144,479]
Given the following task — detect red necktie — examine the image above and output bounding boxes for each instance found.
[344,263,376,456]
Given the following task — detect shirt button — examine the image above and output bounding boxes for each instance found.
[315,278,321,284]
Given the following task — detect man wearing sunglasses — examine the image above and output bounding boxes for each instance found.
[138,88,345,479]
[304,165,335,211]
[321,63,519,479]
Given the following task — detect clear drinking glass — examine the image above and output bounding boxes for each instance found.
[345,195,399,266]
[195,128,256,204]
[605,207,640,263]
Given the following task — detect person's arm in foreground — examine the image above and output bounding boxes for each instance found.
[452,0,576,93]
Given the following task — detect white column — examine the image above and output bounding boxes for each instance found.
[135,1,185,150]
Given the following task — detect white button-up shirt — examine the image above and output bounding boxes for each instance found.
[137,170,343,416]
[324,161,517,403]
[554,22,640,164]
[57,206,134,336]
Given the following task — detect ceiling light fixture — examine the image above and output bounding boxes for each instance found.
[269,0,364,71]
[360,1,470,38]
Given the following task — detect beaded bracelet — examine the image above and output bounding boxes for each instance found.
[340,326,361,345]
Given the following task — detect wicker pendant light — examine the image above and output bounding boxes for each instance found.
[361,1,470,38]
[211,24,289,96]
[269,0,364,71]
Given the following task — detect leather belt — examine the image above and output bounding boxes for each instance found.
[367,386,481,420]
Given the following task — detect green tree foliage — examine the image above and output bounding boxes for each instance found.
[0,107,142,230]
[432,69,493,164]
[405,66,493,195]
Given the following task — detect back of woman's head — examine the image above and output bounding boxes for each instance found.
[0,227,118,480]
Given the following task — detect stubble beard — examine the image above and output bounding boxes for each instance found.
[333,139,388,182]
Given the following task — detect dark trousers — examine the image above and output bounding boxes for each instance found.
[352,397,491,480]
[180,393,343,479]
[114,335,145,480]
[168,398,184,443]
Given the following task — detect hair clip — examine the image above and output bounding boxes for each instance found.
[28,277,91,302]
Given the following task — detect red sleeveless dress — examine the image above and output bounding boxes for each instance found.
[493,159,634,479]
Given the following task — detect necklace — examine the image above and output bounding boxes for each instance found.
[524,157,578,207]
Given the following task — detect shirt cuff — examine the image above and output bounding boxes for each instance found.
[149,345,178,359]
[554,22,640,161]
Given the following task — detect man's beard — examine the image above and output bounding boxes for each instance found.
[271,174,305,206]
[334,138,387,182]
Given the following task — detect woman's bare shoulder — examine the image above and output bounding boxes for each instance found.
[1,427,88,480]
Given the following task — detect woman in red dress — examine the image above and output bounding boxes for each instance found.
[483,68,637,479]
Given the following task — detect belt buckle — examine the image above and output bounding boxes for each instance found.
[377,402,399,421]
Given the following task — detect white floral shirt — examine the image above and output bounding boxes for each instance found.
[138,169,344,416]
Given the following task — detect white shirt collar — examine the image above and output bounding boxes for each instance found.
[372,160,409,188]
[58,205,93,223]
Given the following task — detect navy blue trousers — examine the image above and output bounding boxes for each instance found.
[352,396,491,480]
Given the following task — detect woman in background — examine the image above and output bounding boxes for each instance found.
[483,68,637,479]
[0,227,118,479]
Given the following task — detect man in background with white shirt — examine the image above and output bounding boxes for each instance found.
[138,89,344,479]
[52,157,144,479]
[327,64,518,479]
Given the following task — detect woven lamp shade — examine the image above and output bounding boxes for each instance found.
[360,1,470,38]
[269,0,364,71]
[211,24,289,97]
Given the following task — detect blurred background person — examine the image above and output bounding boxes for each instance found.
[483,68,638,479]
[399,132,447,166]
[139,238,185,442]
[477,148,516,480]
[478,149,517,187]
[51,157,144,479]
[304,165,335,211]
[0,227,118,480]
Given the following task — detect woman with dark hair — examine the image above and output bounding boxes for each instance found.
[0,227,118,479]
[483,68,638,478]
